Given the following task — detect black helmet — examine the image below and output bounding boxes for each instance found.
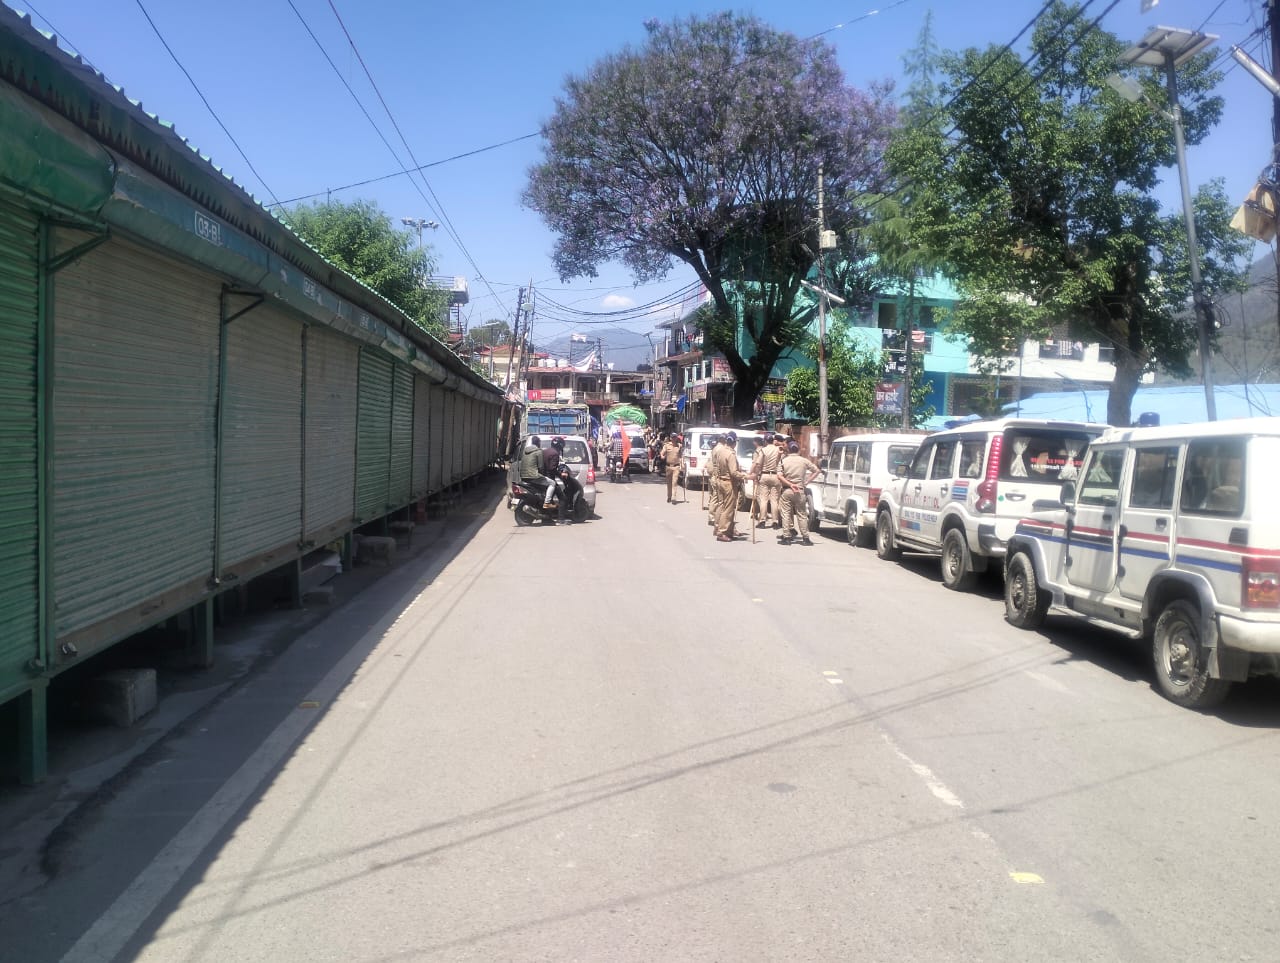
[551,437,565,451]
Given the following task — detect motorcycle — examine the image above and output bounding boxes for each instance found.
[512,465,589,526]
[606,453,628,483]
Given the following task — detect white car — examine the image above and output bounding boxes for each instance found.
[1005,417,1280,709]
[875,418,1106,590]
[809,432,922,545]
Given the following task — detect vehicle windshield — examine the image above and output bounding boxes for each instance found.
[561,441,589,464]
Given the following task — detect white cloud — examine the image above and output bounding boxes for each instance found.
[601,293,635,310]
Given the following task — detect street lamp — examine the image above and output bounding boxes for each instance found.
[400,216,439,248]
[1116,25,1219,420]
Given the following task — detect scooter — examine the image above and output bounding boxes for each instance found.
[512,467,589,526]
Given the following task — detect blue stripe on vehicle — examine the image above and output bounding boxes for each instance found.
[1175,554,1242,574]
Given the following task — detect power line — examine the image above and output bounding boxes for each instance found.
[268,132,540,207]
[132,0,285,211]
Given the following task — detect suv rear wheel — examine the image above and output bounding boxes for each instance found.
[1152,599,1232,709]
[1005,552,1049,628]
[875,511,900,561]
[941,529,976,591]
[845,511,858,546]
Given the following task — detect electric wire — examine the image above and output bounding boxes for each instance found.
[132,0,286,211]
[321,0,508,320]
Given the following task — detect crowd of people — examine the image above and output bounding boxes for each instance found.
[643,428,821,547]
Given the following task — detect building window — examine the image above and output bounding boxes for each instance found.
[877,302,898,329]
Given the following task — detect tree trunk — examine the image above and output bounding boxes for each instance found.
[1105,349,1142,427]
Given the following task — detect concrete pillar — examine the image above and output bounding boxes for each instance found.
[18,680,48,786]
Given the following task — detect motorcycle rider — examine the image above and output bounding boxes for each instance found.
[607,429,625,478]
[543,436,567,510]
[518,435,553,508]
[554,460,584,525]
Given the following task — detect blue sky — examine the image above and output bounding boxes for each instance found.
[10,1,1270,365]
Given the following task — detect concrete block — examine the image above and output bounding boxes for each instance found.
[359,535,397,566]
[303,585,335,605]
[88,668,157,728]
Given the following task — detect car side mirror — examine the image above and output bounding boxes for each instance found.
[1059,480,1076,511]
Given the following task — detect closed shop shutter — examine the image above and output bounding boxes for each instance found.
[220,304,303,569]
[411,373,430,498]
[52,236,219,642]
[356,347,393,520]
[428,384,445,494]
[0,202,40,694]
[304,326,358,539]
[388,363,413,509]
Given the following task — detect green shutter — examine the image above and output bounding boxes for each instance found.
[52,237,219,647]
[388,363,413,509]
[220,305,303,569]
[304,326,358,539]
[0,202,40,699]
[411,373,430,498]
[355,348,392,520]
[428,384,445,494]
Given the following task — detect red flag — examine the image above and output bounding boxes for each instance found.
[620,431,632,467]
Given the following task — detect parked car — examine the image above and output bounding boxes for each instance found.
[1004,417,1280,709]
[810,433,922,545]
[507,434,597,514]
[875,418,1106,590]
[626,431,649,473]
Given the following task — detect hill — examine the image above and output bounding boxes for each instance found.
[536,324,655,371]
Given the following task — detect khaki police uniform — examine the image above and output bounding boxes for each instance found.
[776,451,819,541]
[708,441,743,538]
[756,442,783,526]
[661,439,683,502]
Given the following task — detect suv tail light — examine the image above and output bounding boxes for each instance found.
[689,455,699,469]
[975,434,1003,513]
[586,466,596,484]
[1242,557,1280,608]
[868,487,881,509]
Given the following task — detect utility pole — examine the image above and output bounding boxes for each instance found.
[816,166,831,457]
[503,286,525,394]
[902,281,915,430]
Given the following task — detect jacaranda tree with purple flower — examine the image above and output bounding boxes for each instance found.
[524,13,895,422]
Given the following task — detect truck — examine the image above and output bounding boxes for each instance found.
[520,401,592,439]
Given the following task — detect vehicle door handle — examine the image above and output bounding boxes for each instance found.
[1101,513,1112,523]
[939,484,948,495]
[1006,493,1026,502]
[1156,517,1168,529]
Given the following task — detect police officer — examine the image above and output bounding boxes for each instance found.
[709,430,744,541]
[775,440,820,546]
[754,433,784,528]
[660,432,684,503]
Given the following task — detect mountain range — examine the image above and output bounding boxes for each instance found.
[536,324,656,371]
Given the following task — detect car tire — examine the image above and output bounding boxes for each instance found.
[807,495,821,533]
[875,511,900,561]
[574,499,590,523]
[845,512,858,546]
[941,528,976,592]
[1004,552,1049,629]
[1152,599,1232,709]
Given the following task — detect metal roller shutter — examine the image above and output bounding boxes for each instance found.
[52,236,219,643]
[356,347,393,521]
[220,305,303,569]
[428,384,444,494]
[304,326,358,539]
[0,202,40,696]
[411,373,430,498]
[388,363,413,509]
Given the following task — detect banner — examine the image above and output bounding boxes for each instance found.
[874,382,905,416]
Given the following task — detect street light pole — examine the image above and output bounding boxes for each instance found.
[400,216,439,248]
[1118,26,1219,421]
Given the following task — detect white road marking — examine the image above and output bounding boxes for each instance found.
[1024,670,1070,694]
[881,732,966,809]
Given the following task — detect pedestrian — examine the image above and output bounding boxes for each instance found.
[775,440,820,546]
[755,433,784,528]
[660,432,684,503]
[708,430,744,541]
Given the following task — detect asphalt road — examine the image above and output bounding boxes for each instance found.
[6,469,1280,962]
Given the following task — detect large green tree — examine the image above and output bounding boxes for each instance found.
[524,13,895,422]
[289,199,449,339]
[886,2,1249,426]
